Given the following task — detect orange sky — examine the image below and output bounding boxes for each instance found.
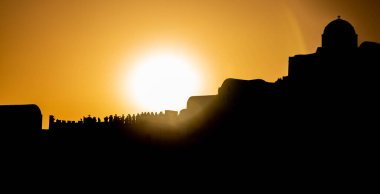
[1,0,380,129]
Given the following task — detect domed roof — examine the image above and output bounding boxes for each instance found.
[323,16,356,35]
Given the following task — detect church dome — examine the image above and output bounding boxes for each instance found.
[323,17,356,36]
[322,16,358,50]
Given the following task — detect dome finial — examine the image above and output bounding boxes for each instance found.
[338,15,341,19]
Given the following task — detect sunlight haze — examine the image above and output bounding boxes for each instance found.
[1,0,379,128]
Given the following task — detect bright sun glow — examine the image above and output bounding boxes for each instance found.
[128,49,201,112]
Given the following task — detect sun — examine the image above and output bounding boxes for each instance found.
[128,49,201,112]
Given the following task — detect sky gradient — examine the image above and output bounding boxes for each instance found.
[1,0,380,128]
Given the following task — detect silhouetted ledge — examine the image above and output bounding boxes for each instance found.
[187,95,216,111]
[360,41,380,51]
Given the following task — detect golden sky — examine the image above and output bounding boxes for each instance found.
[1,0,380,129]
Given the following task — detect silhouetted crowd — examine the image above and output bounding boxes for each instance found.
[49,110,180,130]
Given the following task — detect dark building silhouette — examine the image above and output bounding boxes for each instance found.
[0,104,42,132]
[322,16,358,50]
[0,104,42,145]
[289,17,360,85]
[174,17,379,167]
[183,17,380,121]
[1,17,378,171]
[180,95,216,120]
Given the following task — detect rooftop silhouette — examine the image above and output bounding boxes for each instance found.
[1,17,378,168]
